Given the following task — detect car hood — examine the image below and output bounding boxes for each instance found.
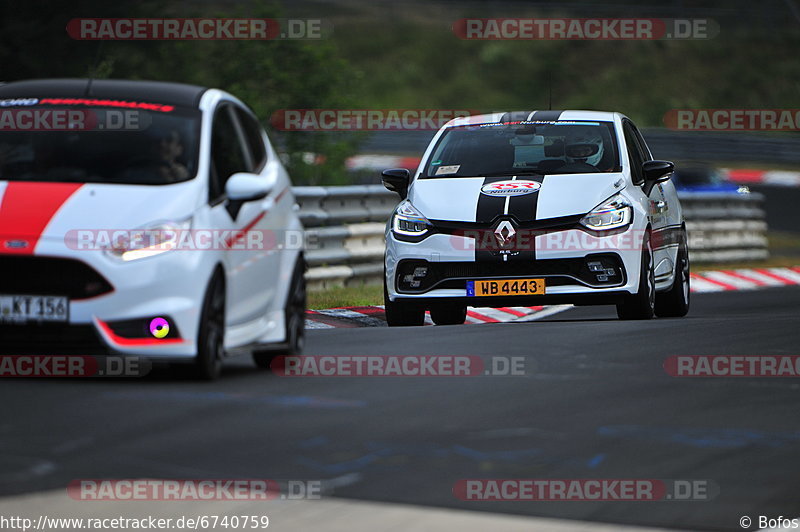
[0,180,201,252]
[408,173,626,223]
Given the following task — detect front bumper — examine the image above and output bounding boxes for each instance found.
[385,226,644,307]
[0,246,214,358]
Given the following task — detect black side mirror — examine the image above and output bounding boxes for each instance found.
[381,168,411,199]
[641,160,674,195]
[643,160,674,183]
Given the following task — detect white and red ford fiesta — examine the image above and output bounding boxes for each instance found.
[0,79,305,378]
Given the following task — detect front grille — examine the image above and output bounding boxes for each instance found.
[0,255,114,300]
[0,324,110,355]
[396,254,626,293]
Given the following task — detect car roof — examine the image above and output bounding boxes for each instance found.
[445,110,622,128]
[0,78,208,108]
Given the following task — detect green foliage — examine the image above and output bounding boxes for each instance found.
[0,0,360,185]
[335,18,800,128]
[2,1,798,185]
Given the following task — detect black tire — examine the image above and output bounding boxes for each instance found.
[383,279,424,327]
[655,234,691,318]
[430,304,467,325]
[253,257,306,369]
[617,236,655,320]
[193,271,226,380]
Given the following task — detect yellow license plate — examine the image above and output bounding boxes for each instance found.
[467,278,546,297]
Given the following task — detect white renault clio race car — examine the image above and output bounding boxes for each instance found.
[0,79,305,378]
[382,110,689,326]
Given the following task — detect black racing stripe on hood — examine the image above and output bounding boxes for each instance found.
[474,176,544,263]
[505,176,543,263]
[529,110,564,121]
[475,176,509,225]
[475,177,509,263]
[507,176,543,223]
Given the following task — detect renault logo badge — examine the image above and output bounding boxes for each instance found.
[493,220,516,247]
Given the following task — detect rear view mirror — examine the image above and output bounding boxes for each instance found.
[226,172,272,202]
[643,160,675,183]
[641,160,674,195]
[382,168,411,199]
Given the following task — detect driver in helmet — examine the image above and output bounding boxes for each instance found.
[562,127,605,172]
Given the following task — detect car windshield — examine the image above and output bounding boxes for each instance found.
[0,103,200,185]
[423,120,620,178]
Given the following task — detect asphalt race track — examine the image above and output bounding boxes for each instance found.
[1,287,799,531]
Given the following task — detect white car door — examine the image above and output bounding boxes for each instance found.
[624,120,673,274]
[622,120,669,266]
[206,103,275,329]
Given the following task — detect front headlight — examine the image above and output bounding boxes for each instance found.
[105,219,191,262]
[392,199,431,237]
[580,195,632,231]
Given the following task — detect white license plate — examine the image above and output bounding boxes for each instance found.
[0,295,69,323]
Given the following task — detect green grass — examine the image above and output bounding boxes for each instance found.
[307,283,383,309]
[768,231,800,251]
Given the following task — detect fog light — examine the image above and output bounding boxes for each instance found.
[149,317,170,339]
[588,261,604,272]
[399,261,433,291]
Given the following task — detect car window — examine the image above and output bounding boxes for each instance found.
[234,107,268,171]
[622,120,646,184]
[209,105,249,202]
[0,103,200,185]
[629,122,653,162]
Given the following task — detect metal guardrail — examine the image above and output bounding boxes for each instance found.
[681,192,769,263]
[295,185,394,288]
[294,186,769,288]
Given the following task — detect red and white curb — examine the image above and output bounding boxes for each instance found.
[306,304,573,329]
[690,266,800,292]
[306,267,800,329]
